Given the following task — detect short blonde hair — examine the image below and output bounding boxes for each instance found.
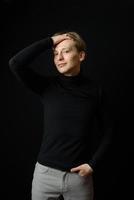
[53,31,86,52]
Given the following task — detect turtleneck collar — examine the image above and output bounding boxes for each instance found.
[58,69,83,86]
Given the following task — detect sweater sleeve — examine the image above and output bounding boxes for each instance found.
[9,37,54,95]
[88,86,113,172]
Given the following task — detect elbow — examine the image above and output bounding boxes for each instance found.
[9,57,13,68]
[8,57,18,71]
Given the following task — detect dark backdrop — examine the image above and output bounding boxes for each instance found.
[2,0,134,200]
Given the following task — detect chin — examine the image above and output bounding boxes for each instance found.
[57,67,71,75]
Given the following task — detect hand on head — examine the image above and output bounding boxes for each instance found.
[51,33,72,47]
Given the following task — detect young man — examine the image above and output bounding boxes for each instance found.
[9,31,112,200]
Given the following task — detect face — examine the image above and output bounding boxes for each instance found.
[53,39,85,76]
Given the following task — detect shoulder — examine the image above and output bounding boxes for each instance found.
[83,75,102,92]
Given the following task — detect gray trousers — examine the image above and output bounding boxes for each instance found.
[31,162,94,200]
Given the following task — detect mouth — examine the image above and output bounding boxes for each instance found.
[58,63,66,68]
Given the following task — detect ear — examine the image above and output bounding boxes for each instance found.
[79,51,86,62]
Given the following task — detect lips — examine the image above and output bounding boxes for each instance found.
[58,63,66,67]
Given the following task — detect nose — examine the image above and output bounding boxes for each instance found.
[57,52,64,61]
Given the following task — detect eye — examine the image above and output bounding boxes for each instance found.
[63,49,69,53]
[54,52,58,56]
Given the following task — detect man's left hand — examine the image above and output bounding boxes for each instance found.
[70,164,93,177]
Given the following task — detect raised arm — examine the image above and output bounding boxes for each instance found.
[9,37,54,95]
[9,34,70,95]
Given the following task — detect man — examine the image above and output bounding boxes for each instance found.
[9,31,112,200]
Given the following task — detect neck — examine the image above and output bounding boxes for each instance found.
[58,68,83,85]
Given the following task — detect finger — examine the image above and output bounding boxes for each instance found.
[65,34,70,38]
[79,170,85,176]
[63,33,72,39]
[70,167,81,172]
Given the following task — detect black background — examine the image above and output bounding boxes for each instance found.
[2,0,134,199]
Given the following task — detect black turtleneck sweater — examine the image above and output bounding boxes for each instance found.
[9,37,112,172]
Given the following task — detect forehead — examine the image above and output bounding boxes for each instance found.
[54,39,76,51]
